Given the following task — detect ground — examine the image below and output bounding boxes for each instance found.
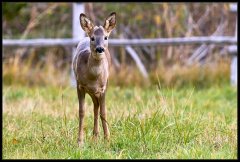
[2,84,237,159]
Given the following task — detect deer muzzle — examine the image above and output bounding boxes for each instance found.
[95,46,105,53]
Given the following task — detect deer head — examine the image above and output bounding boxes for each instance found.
[80,12,116,60]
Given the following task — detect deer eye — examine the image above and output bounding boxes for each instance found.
[91,37,95,41]
[104,36,108,40]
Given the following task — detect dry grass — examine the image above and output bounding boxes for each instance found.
[3,49,70,87]
[3,53,231,88]
[150,58,231,88]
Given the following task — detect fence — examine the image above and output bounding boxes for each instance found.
[2,36,237,47]
[2,3,238,86]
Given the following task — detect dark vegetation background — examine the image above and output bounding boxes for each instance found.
[2,3,236,88]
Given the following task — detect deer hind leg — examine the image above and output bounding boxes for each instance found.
[91,95,100,141]
[99,92,110,141]
[77,86,85,147]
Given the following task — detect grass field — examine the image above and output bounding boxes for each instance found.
[2,83,237,159]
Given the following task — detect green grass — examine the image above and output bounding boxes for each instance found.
[2,84,237,159]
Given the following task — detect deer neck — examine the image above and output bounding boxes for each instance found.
[88,52,104,67]
[87,52,108,78]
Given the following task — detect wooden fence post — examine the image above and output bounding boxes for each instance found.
[229,3,237,86]
[71,3,85,87]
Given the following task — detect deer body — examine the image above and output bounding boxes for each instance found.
[73,38,110,96]
[72,12,116,146]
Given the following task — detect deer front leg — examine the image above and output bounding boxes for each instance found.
[99,92,110,141]
[77,86,85,147]
[91,95,100,141]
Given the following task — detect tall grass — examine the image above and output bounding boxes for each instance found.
[3,52,231,88]
[3,48,70,87]
[2,83,237,159]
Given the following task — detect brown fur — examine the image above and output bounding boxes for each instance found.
[72,12,116,146]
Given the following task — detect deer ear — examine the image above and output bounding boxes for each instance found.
[103,12,116,34]
[79,13,94,36]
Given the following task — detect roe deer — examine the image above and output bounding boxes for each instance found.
[72,12,116,146]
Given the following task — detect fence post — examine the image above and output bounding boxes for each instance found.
[229,3,237,86]
[71,3,85,87]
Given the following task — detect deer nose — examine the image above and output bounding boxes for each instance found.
[95,47,104,53]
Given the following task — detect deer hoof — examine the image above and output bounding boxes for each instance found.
[104,135,110,142]
[78,140,84,148]
[92,134,99,143]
